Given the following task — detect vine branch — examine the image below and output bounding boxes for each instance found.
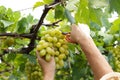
[22,1,61,54]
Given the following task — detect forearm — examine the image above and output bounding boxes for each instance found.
[78,37,113,80]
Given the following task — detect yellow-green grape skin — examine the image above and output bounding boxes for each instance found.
[46,47,54,55]
[58,54,66,59]
[42,42,49,48]
[49,42,53,47]
[64,50,69,55]
[36,45,43,51]
[56,64,61,69]
[58,60,64,67]
[37,28,69,69]
[50,31,55,36]
[25,60,43,80]
[45,54,51,62]
[46,36,53,42]
[53,37,58,43]
[62,45,68,49]
[55,51,60,56]
[41,31,47,35]
[59,47,65,53]
[112,46,120,72]
[59,39,64,44]
[39,49,46,57]
[55,42,61,48]
[38,40,45,44]
[44,34,50,39]
[55,57,59,62]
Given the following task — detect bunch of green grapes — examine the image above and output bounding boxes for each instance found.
[25,60,43,80]
[36,28,69,69]
[112,46,120,72]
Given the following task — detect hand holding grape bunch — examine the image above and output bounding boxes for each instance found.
[36,28,69,69]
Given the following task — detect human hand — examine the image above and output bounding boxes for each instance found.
[36,51,55,80]
[70,24,91,44]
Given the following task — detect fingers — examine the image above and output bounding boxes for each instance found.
[36,51,54,64]
[71,24,77,30]
[36,51,46,64]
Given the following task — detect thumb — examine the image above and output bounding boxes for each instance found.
[36,51,46,64]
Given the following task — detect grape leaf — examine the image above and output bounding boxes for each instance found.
[33,1,45,10]
[55,5,65,20]
[109,0,120,14]
[16,18,28,33]
[75,0,89,24]
[43,0,54,4]
[7,53,16,62]
[0,20,14,28]
[89,0,109,9]
[109,18,120,34]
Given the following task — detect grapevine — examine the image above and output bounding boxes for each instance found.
[36,27,69,69]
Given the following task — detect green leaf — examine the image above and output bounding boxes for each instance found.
[109,18,120,34]
[46,10,55,22]
[89,8,102,25]
[33,1,45,10]
[17,18,28,33]
[25,54,36,64]
[89,0,109,9]
[109,0,120,14]
[26,14,33,23]
[0,20,14,28]
[55,5,65,20]
[0,6,6,14]
[13,11,21,22]
[7,53,16,61]
[66,0,79,11]
[43,0,53,4]
[101,15,111,29]
[75,0,89,24]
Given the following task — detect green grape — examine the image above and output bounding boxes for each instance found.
[55,57,59,62]
[46,47,54,55]
[55,42,61,48]
[58,60,64,67]
[45,54,51,62]
[36,45,43,51]
[25,60,43,80]
[42,42,49,48]
[58,54,66,59]
[112,46,120,72]
[38,40,45,44]
[55,51,60,56]
[46,36,53,42]
[53,37,58,43]
[62,45,68,49]
[39,49,46,57]
[59,47,65,53]
[37,27,69,69]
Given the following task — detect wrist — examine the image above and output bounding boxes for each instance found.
[43,69,55,80]
[77,36,92,45]
[44,71,55,80]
